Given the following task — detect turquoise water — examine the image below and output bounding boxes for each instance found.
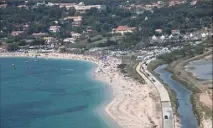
[0,57,113,128]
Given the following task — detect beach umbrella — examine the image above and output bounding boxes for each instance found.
[99,55,104,60]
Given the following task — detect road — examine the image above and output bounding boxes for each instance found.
[136,62,175,128]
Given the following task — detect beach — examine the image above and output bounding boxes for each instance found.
[0,52,162,128]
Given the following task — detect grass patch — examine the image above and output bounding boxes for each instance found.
[117,56,145,84]
[166,66,201,93]
[147,59,166,71]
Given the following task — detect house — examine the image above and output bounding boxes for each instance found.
[49,26,61,33]
[201,33,207,38]
[72,20,82,27]
[160,35,165,40]
[190,0,197,5]
[183,35,190,40]
[0,4,7,8]
[155,29,162,33]
[56,2,106,12]
[64,16,82,21]
[112,26,136,35]
[84,29,97,38]
[152,2,161,8]
[63,38,75,43]
[17,5,28,8]
[23,24,29,30]
[44,37,57,45]
[36,1,46,6]
[11,31,24,36]
[169,34,173,39]
[171,29,180,35]
[32,32,48,37]
[46,2,54,6]
[144,5,153,11]
[151,35,158,40]
[71,32,82,39]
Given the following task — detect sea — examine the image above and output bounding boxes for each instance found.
[0,57,114,128]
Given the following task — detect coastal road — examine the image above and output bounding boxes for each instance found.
[136,62,175,128]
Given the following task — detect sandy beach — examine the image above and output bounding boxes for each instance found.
[0,52,162,128]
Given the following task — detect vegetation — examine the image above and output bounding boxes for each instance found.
[0,0,212,49]
[157,43,207,63]
[118,55,145,84]
[7,43,19,51]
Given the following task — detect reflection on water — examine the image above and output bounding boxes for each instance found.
[155,65,198,128]
[185,60,212,80]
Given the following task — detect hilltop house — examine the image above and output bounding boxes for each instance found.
[71,32,82,40]
[112,26,136,35]
[63,38,75,43]
[155,29,162,33]
[64,16,82,21]
[171,29,180,35]
[56,2,106,13]
[49,26,61,33]
[32,32,48,38]
[11,31,24,36]
[43,37,57,45]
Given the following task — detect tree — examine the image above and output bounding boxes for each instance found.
[30,39,45,46]
[7,43,19,51]
[18,40,27,46]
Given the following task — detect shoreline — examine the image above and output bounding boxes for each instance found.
[0,52,162,128]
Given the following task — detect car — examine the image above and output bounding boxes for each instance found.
[151,78,155,82]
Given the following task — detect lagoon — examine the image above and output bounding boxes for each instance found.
[185,59,212,81]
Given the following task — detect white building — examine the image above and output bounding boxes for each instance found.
[160,35,165,40]
[152,35,157,40]
[63,38,75,43]
[45,37,57,45]
[49,26,61,33]
[201,33,207,38]
[71,32,82,39]
[56,2,106,12]
[155,29,162,33]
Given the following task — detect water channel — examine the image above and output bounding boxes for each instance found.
[154,64,198,128]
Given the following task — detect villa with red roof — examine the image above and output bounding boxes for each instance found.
[112,26,136,35]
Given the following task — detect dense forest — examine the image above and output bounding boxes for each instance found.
[0,0,212,50]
